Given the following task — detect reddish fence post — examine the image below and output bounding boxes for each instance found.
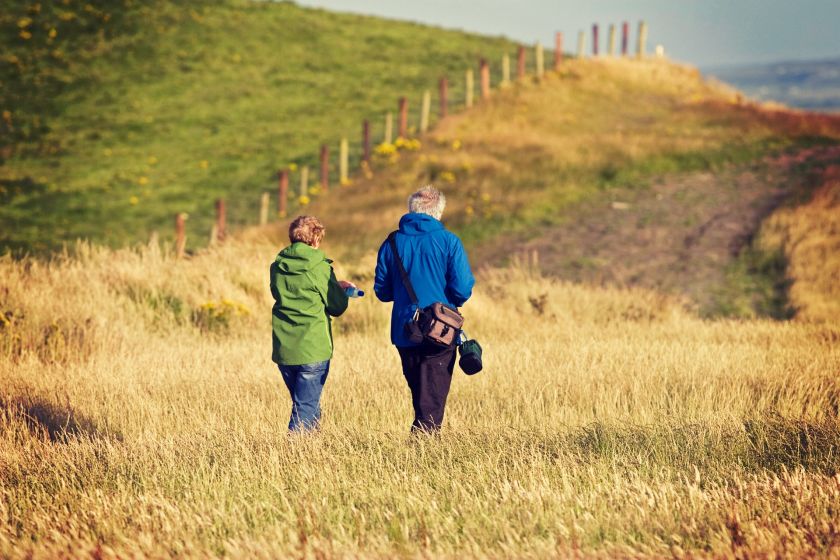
[480,58,490,100]
[517,46,526,79]
[592,24,599,56]
[174,213,186,258]
[214,198,226,243]
[554,32,563,69]
[278,169,288,218]
[320,144,329,192]
[362,120,371,165]
[439,77,448,118]
[398,97,408,138]
[622,21,629,56]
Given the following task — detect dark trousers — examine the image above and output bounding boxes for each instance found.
[397,343,457,433]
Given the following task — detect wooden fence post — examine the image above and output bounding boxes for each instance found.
[278,169,288,217]
[420,90,431,133]
[320,144,329,192]
[608,24,616,56]
[465,69,474,108]
[554,32,563,70]
[398,97,408,137]
[215,198,226,243]
[592,24,599,56]
[577,31,585,59]
[637,21,647,58]
[384,112,393,144]
[339,138,348,185]
[362,120,370,165]
[300,166,309,198]
[439,77,448,118]
[517,46,526,79]
[259,192,269,226]
[174,213,186,258]
[622,21,629,56]
[535,42,544,78]
[501,53,510,85]
[480,58,490,100]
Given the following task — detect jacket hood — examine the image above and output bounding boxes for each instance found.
[398,212,445,235]
[275,242,327,274]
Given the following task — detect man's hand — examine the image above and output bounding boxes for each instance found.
[338,280,356,290]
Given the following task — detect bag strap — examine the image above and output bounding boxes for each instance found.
[387,231,419,306]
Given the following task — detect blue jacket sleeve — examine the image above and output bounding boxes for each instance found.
[445,235,475,307]
[374,240,394,302]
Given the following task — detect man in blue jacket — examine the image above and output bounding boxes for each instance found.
[374,186,475,433]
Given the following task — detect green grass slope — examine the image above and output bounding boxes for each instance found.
[0,0,517,252]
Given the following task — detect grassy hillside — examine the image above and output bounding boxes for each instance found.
[0,0,517,252]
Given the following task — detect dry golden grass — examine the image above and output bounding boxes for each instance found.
[1,237,839,558]
[758,162,840,322]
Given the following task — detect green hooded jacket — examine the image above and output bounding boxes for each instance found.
[270,242,349,366]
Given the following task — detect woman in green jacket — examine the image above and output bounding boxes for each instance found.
[270,215,354,432]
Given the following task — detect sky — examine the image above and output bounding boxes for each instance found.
[294,0,840,68]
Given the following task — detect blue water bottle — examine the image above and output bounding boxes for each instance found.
[344,286,365,298]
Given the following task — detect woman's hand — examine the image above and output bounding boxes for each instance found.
[338,280,356,290]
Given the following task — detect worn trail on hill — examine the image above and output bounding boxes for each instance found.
[487,146,840,313]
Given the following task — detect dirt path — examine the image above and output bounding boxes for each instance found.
[478,145,840,314]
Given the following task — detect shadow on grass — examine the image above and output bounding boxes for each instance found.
[0,393,121,443]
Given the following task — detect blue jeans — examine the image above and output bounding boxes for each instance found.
[278,360,330,432]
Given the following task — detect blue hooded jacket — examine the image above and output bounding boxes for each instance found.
[374,213,475,347]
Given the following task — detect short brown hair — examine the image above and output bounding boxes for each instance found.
[288,215,325,246]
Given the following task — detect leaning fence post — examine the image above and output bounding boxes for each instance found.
[215,198,226,243]
[259,192,270,226]
[278,169,289,217]
[592,24,599,56]
[535,42,544,78]
[300,166,309,199]
[439,77,448,118]
[554,32,563,70]
[339,139,348,185]
[465,69,474,108]
[175,213,186,258]
[362,120,370,165]
[480,58,490,99]
[637,20,648,58]
[501,54,511,85]
[320,144,329,192]
[577,31,585,59]
[420,90,431,133]
[517,46,526,79]
[398,97,408,137]
[622,21,629,56]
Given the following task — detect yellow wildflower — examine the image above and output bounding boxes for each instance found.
[340,179,352,187]
[451,139,462,151]
[48,28,57,39]
[18,18,33,28]
[19,31,32,40]
[129,196,139,205]
[439,171,456,184]
[375,142,396,156]
[138,176,148,185]
[288,163,298,172]
[199,160,209,169]
[465,205,474,216]
[480,192,491,202]
[298,195,310,206]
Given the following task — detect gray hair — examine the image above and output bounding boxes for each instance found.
[407,185,446,220]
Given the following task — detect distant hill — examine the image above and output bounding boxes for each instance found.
[705,58,840,111]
